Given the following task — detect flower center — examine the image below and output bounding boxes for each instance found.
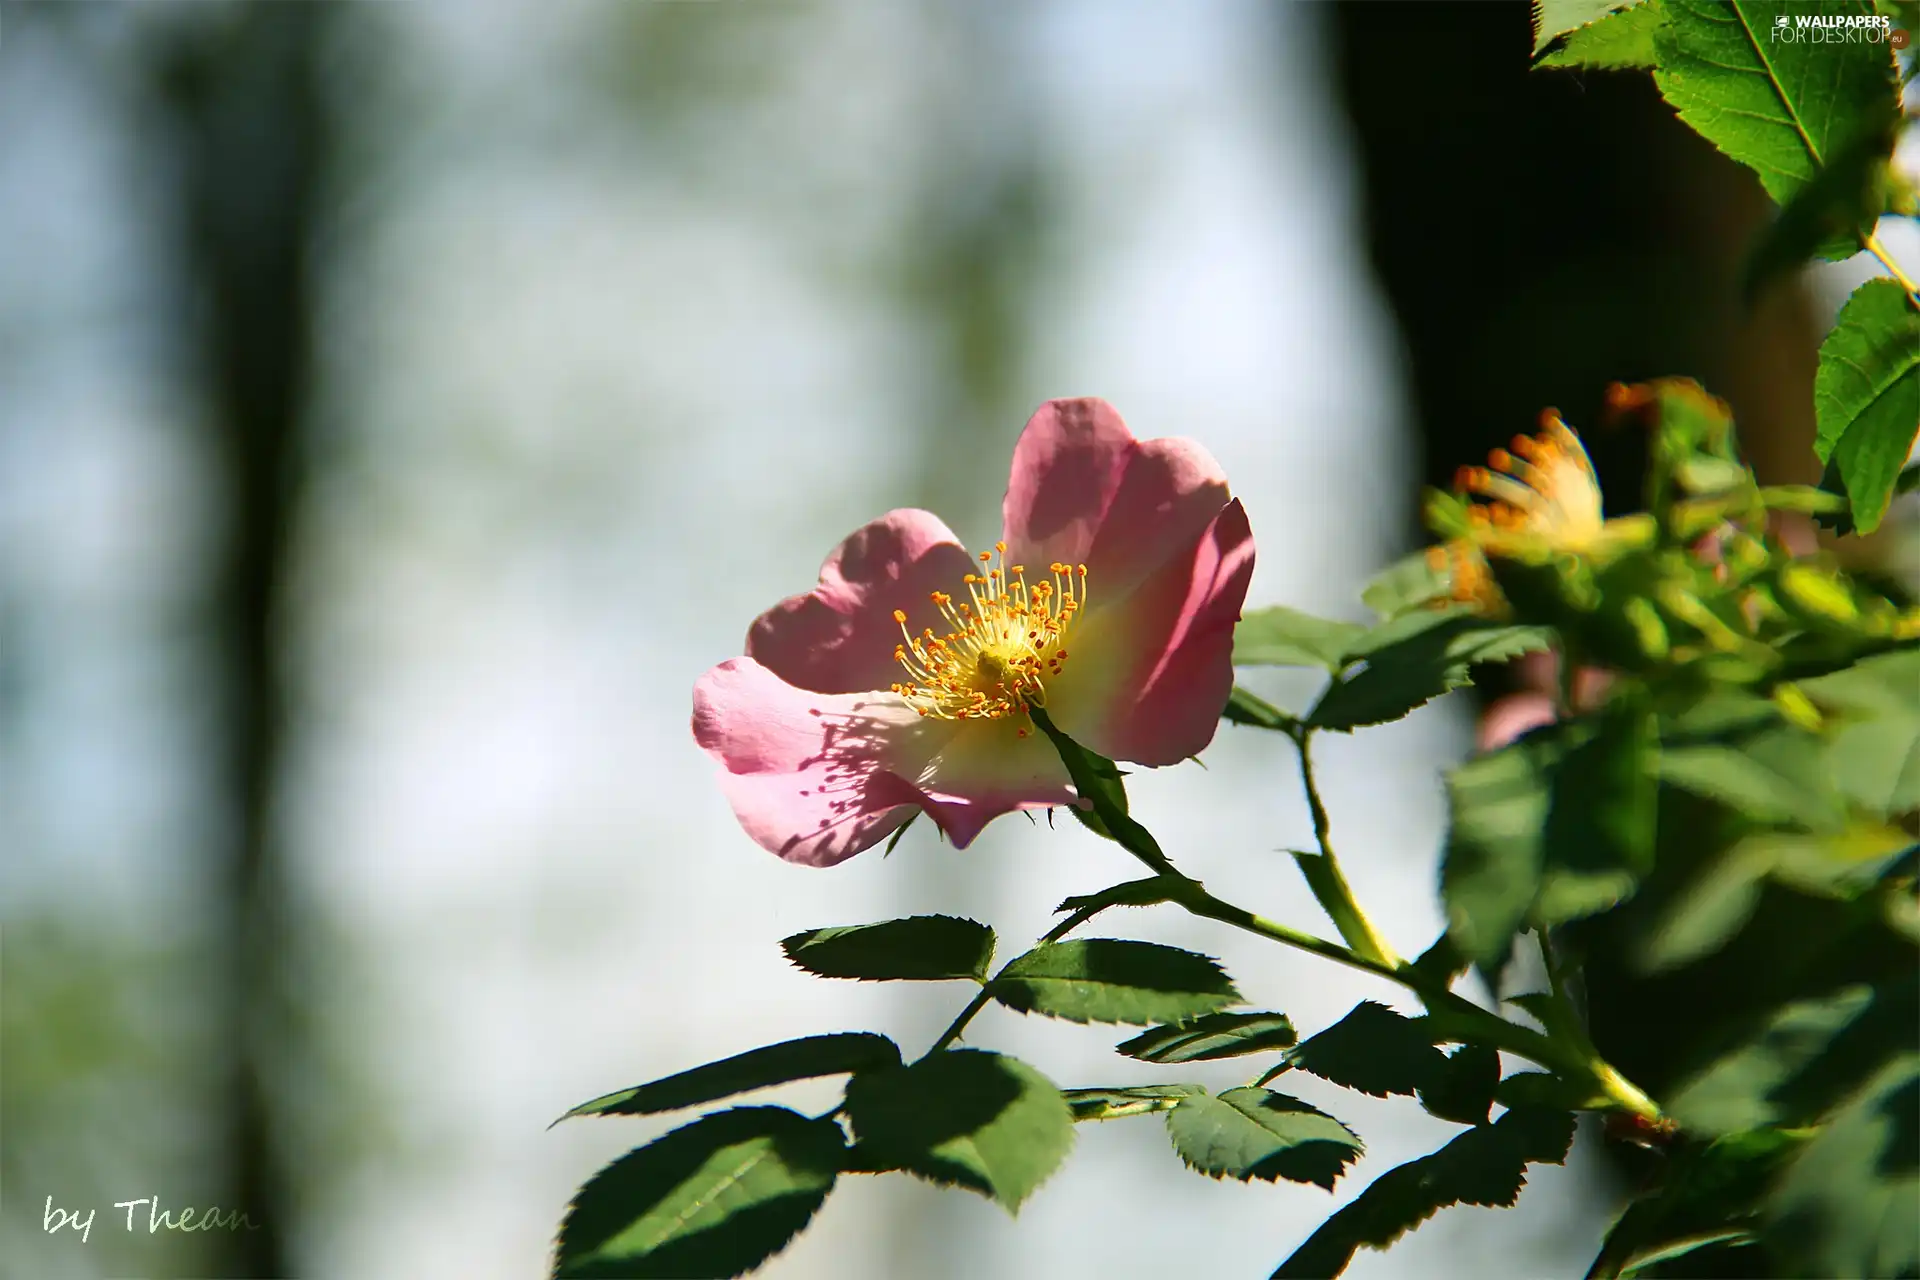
[891,541,1087,733]
[1454,411,1604,550]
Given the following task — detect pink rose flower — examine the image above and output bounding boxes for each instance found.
[693,398,1256,866]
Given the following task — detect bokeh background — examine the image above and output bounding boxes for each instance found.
[2,3,1914,1279]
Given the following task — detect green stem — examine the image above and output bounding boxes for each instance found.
[1863,230,1920,307]
[924,985,994,1057]
[1290,728,1402,968]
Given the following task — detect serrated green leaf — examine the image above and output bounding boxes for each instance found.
[1666,984,1890,1133]
[1814,278,1920,534]
[780,915,994,983]
[1271,1107,1576,1279]
[1418,1043,1502,1127]
[1308,615,1552,731]
[1288,1001,1447,1098]
[1655,714,1848,831]
[1494,1071,1614,1112]
[1441,734,1560,971]
[1535,700,1657,926]
[1533,0,1646,52]
[1638,826,1912,971]
[1537,0,1663,68]
[1764,1054,1920,1279]
[1166,1087,1363,1190]
[1802,647,1920,815]
[1222,684,1298,731]
[1054,876,1175,917]
[1360,551,1450,619]
[1063,1083,1203,1122]
[554,1106,844,1279]
[1234,606,1367,672]
[991,939,1241,1026]
[1652,0,1902,208]
[1115,1012,1298,1064]
[557,1033,902,1123]
[842,1049,1073,1212]
[1028,707,1167,860]
[1591,1130,1803,1280]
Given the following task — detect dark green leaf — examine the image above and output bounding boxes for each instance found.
[557,1033,902,1123]
[1028,707,1169,863]
[1287,1001,1447,1098]
[1653,0,1902,208]
[1234,606,1367,672]
[1271,1107,1576,1279]
[1309,614,1551,731]
[1064,1083,1202,1122]
[1592,1130,1801,1280]
[1535,700,1657,926]
[1638,827,1912,972]
[1410,933,1470,988]
[1743,124,1900,300]
[1441,733,1559,971]
[842,1049,1073,1212]
[1814,278,1920,533]
[780,915,994,983]
[1801,645,1920,816]
[1765,1054,1920,1279]
[1166,1088,1363,1190]
[1115,1012,1298,1064]
[1054,877,1175,917]
[1418,1043,1502,1127]
[1666,984,1892,1133]
[1537,0,1662,68]
[554,1106,844,1279]
[882,812,916,857]
[1223,684,1299,731]
[992,939,1241,1026]
[1655,716,1847,831]
[1494,1071,1613,1112]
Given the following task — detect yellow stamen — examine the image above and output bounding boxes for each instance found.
[890,541,1089,723]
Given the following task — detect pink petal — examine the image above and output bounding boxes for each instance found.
[694,657,938,867]
[1047,499,1254,766]
[746,509,978,696]
[913,720,1077,847]
[1001,398,1233,601]
[1000,398,1136,572]
[693,658,1076,864]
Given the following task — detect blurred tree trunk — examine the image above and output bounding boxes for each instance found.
[1322,0,1826,1215]
[160,9,327,1275]
[1324,1,1819,526]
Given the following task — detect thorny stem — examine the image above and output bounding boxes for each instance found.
[924,985,995,1058]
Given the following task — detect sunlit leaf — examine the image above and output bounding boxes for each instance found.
[1652,0,1901,208]
[1813,278,1920,534]
[992,939,1241,1026]
[1234,606,1366,672]
[1115,1012,1297,1064]
[554,1106,844,1279]
[1271,1107,1576,1278]
[843,1049,1073,1213]
[1764,1054,1920,1278]
[1063,1083,1202,1122]
[557,1033,901,1123]
[1286,1001,1447,1099]
[1537,0,1662,68]
[1165,1087,1363,1190]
